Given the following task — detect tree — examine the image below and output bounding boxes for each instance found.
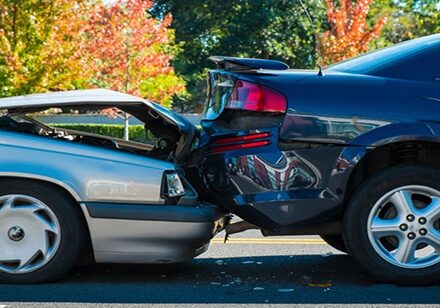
[152,0,326,111]
[38,1,95,92]
[371,0,439,47]
[317,0,387,65]
[0,0,89,97]
[0,0,185,110]
[82,0,185,107]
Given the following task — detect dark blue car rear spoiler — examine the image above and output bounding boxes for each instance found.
[209,56,289,71]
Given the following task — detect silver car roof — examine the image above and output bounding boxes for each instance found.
[0,89,143,108]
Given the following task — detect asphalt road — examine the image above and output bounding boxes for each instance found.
[1,229,440,307]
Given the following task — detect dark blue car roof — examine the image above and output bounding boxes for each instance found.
[326,33,440,75]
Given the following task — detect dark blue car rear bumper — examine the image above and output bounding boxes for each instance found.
[197,126,361,234]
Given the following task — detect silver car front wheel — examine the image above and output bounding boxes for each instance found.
[0,194,61,274]
[0,180,86,284]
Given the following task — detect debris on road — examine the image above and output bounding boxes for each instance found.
[232,278,242,284]
[308,282,333,288]
[278,288,295,292]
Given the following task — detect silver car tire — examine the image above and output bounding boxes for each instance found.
[0,179,86,284]
[343,165,440,285]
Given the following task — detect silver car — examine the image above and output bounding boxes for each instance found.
[0,89,227,283]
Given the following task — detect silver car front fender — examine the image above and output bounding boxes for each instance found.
[0,131,175,204]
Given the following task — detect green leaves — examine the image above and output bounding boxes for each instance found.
[0,0,186,106]
[0,0,437,108]
[153,0,326,110]
[154,0,438,111]
[81,0,186,103]
[381,0,440,43]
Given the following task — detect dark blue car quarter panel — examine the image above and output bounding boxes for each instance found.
[202,126,354,233]
[278,74,440,144]
[201,73,440,232]
[203,124,439,233]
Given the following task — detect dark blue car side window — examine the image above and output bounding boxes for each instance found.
[326,34,440,80]
[374,47,440,82]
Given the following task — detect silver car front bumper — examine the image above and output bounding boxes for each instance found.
[81,202,228,264]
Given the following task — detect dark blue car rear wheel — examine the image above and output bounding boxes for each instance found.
[343,165,440,285]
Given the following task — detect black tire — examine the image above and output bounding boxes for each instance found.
[0,179,86,284]
[343,165,440,285]
[320,235,348,253]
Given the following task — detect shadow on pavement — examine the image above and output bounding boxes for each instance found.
[0,254,439,304]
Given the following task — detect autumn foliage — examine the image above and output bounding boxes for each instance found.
[82,0,184,105]
[41,1,94,92]
[317,0,388,66]
[0,0,84,96]
[0,0,185,107]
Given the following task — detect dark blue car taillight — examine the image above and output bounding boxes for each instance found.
[210,132,272,154]
[226,80,286,113]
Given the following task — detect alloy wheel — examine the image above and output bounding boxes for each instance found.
[367,185,440,269]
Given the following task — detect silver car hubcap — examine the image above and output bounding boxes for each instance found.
[0,194,61,274]
[367,185,440,269]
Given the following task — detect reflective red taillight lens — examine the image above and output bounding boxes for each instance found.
[210,140,270,154]
[226,80,286,113]
[213,132,271,145]
[210,132,272,154]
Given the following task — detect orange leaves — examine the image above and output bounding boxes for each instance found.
[79,0,184,105]
[0,0,184,105]
[40,1,93,91]
[0,1,84,95]
[317,0,387,65]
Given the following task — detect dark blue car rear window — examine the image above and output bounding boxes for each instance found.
[326,34,440,75]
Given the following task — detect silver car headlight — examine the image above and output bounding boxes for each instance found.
[164,172,185,198]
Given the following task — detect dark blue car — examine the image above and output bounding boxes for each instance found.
[189,34,440,285]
